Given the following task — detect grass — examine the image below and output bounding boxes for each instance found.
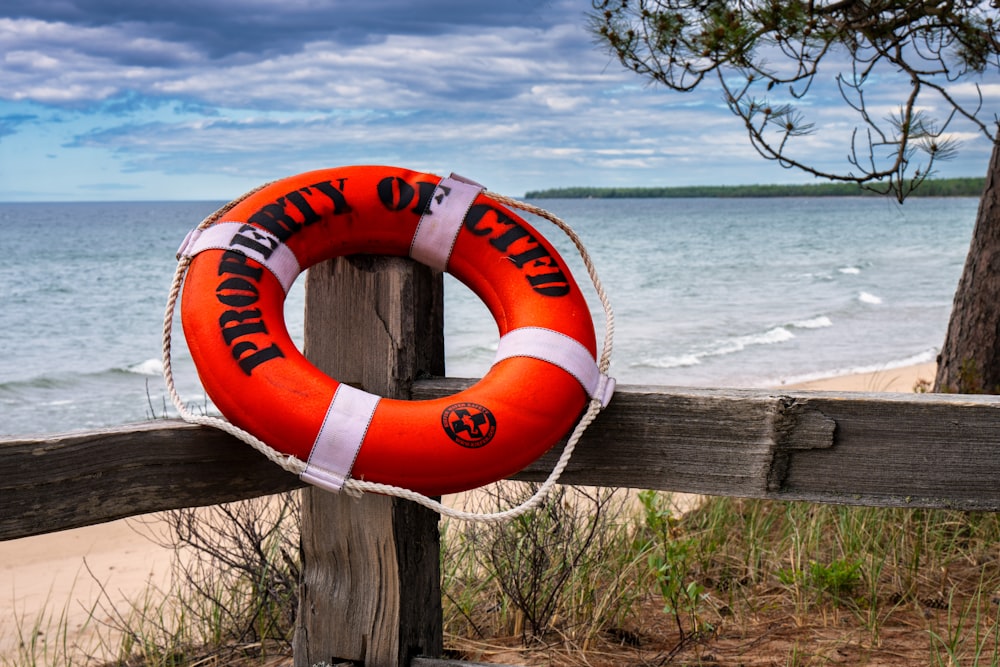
[6,488,1000,666]
[3,585,95,667]
[441,485,652,648]
[442,490,1000,666]
[1,494,300,667]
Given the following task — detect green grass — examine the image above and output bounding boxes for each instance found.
[3,587,94,667]
[7,488,1000,665]
[442,490,1000,664]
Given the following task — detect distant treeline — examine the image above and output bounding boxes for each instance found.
[525,177,985,199]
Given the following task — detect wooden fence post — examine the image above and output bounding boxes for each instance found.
[294,255,445,667]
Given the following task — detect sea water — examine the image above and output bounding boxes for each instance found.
[0,196,979,436]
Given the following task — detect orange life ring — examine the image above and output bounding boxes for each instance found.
[177,165,612,496]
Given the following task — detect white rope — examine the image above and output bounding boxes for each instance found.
[162,186,614,522]
[161,181,308,476]
[487,192,616,374]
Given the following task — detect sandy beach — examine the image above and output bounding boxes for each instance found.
[0,517,176,663]
[781,360,936,393]
[0,362,939,663]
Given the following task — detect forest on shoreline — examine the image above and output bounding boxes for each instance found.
[525,177,984,199]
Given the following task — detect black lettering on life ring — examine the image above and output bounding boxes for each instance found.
[464,203,570,297]
[247,180,352,242]
[376,176,437,214]
[212,179,351,376]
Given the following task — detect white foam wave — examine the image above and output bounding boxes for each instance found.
[768,349,938,387]
[632,326,795,370]
[127,358,163,375]
[737,326,794,346]
[636,353,702,370]
[884,349,938,368]
[791,316,832,329]
[839,266,861,275]
[858,291,883,304]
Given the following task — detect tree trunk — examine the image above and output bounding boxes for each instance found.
[935,140,1000,393]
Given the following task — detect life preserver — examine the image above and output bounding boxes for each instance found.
[177,166,613,496]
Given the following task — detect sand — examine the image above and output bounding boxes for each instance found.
[0,362,939,662]
[0,517,177,662]
[781,361,937,393]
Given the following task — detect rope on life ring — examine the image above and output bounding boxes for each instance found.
[162,166,614,522]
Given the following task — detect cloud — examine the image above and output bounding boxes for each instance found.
[0,5,607,113]
[1,1,578,62]
[0,0,992,200]
[0,112,36,137]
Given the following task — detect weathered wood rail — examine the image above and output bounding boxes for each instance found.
[4,384,1000,541]
[3,254,1000,666]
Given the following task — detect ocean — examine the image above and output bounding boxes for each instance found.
[0,195,980,437]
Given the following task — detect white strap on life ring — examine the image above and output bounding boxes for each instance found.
[162,178,616,523]
[409,174,484,272]
[302,384,381,492]
[494,327,616,408]
[176,221,301,294]
[301,326,615,495]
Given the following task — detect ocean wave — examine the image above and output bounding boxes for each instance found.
[0,374,65,392]
[634,353,702,370]
[44,399,75,406]
[839,266,862,275]
[0,361,163,394]
[735,326,795,347]
[790,316,832,329]
[125,358,163,375]
[858,291,883,304]
[0,374,74,394]
[632,325,797,370]
[769,349,938,387]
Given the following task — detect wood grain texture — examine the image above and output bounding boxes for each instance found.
[5,384,1000,543]
[292,255,444,667]
[414,380,1000,510]
[0,420,304,541]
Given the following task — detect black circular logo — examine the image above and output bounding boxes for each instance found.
[441,402,497,448]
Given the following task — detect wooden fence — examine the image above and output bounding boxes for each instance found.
[3,256,1000,666]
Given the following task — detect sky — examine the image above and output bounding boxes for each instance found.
[0,0,995,202]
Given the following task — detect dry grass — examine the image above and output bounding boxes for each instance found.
[7,489,1000,667]
[442,490,1000,666]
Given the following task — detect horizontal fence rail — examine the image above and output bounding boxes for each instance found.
[3,381,1000,542]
